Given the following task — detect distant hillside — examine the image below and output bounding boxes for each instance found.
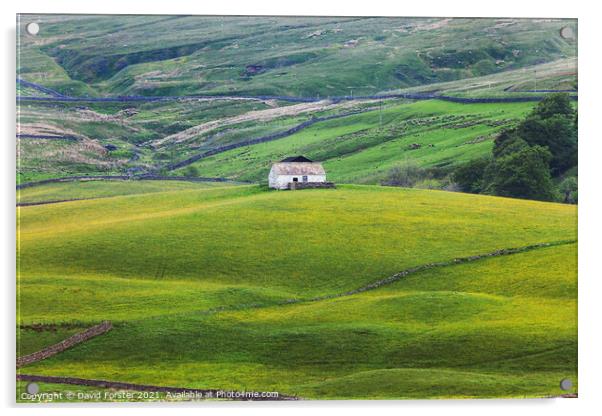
[18,15,576,97]
[16,15,578,190]
[170,100,538,184]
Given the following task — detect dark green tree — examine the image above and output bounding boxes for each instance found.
[532,93,574,119]
[492,129,529,158]
[452,158,490,193]
[558,176,578,204]
[486,145,556,201]
[509,93,578,176]
[517,115,577,175]
[455,93,577,202]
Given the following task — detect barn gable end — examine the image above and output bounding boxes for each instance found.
[268,156,330,190]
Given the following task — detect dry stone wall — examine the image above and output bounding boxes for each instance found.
[17,321,112,368]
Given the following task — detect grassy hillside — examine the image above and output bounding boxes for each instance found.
[16,15,577,186]
[17,95,389,184]
[17,179,235,204]
[17,185,575,306]
[19,91,575,186]
[395,58,577,98]
[18,15,576,97]
[17,97,283,183]
[173,100,537,183]
[16,14,578,401]
[17,184,576,400]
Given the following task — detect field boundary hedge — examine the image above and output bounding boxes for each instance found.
[17,321,112,368]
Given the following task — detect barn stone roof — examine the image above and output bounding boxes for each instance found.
[270,162,325,175]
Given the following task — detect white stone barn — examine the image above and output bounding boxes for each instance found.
[268,156,327,190]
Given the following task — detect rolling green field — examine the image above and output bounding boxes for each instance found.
[16,15,578,402]
[17,183,577,400]
[17,179,236,204]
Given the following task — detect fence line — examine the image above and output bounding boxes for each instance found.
[17,134,78,141]
[166,109,366,171]
[17,321,112,368]
[17,78,66,98]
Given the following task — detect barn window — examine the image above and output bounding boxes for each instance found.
[292,177,298,182]
[302,175,308,182]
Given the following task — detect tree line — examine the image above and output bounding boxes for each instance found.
[382,93,577,203]
[452,93,577,203]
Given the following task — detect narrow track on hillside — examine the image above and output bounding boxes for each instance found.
[503,85,577,93]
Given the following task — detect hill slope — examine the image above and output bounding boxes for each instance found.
[17,184,576,400]
[17,15,577,185]
[171,99,537,183]
[18,15,576,97]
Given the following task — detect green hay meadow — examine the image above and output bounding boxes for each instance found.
[17,180,236,204]
[17,183,576,400]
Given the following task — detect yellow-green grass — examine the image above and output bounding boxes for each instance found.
[18,274,295,323]
[17,180,236,205]
[381,242,577,299]
[176,100,536,183]
[19,243,577,399]
[18,185,575,322]
[17,327,83,357]
[17,184,576,400]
